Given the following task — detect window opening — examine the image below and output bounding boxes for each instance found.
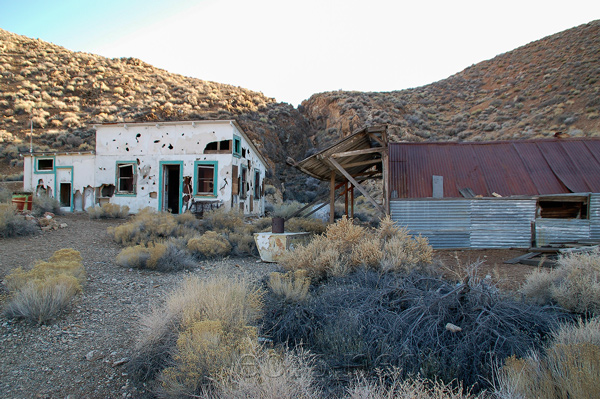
[117,163,136,194]
[197,164,215,196]
[37,158,54,171]
[240,166,247,199]
[254,170,261,199]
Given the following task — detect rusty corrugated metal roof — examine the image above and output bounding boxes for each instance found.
[389,138,600,198]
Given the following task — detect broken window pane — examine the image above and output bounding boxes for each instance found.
[197,164,215,195]
[117,163,135,194]
[37,158,54,171]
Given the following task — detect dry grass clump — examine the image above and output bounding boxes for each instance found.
[32,194,61,216]
[187,231,232,259]
[3,248,85,324]
[280,216,433,279]
[213,346,321,399]
[496,317,600,399]
[87,202,129,219]
[285,217,327,234]
[0,202,39,238]
[116,241,194,272]
[347,368,483,399]
[268,270,311,303]
[202,208,245,233]
[108,208,197,246]
[521,249,600,315]
[128,275,264,397]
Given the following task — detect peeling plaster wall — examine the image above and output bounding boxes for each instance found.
[23,121,266,215]
[24,153,96,211]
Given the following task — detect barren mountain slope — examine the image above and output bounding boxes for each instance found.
[301,20,600,147]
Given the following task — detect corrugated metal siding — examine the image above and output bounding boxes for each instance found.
[390,199,535,249]
[590,193,600,241]
[470,200,536,248]
[390,200,470,249]
[535,220,591,246]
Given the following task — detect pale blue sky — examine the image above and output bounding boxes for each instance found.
[1,0,599,105]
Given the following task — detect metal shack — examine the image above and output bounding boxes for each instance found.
[389,138,600,248]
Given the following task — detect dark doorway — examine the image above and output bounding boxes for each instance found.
[163,164,181,214]
[60,183,71,207]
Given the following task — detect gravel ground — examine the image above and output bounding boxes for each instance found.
[0,213,279,399]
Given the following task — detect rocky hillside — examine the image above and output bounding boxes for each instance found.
[1,20,599,201]
[0,28,313,198]
[301,20,600,147]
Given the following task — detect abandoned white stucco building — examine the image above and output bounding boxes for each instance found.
[22,120,267,215]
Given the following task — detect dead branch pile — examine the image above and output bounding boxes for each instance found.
[262,270,568,391]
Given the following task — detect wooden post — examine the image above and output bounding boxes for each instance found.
[350,184,354,219]
[344,181,349,217]
[330,170,336,224]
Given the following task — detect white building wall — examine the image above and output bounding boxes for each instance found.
[23,120,267,215]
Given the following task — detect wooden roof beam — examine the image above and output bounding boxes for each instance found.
[328,157,385,215]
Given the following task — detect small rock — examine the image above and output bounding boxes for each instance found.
[113,358,129,367]
[59,223,68,228]
[86,350,96,361]
[445,323,462,333]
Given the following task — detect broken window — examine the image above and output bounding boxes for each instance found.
[254,169,261,199]
[538,196,589,219]
[196,162,217,196]
[233,136,241,157]
[36,158,54,172]
[204,140,233,154]
[240,166,247,199]
[116,163,136,194]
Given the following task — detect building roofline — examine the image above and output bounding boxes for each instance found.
[21,151,95,157]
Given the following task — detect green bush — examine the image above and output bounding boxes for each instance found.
[3,248,85,324]
[0,187,11,203]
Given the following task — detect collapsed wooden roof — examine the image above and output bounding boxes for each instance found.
[287,125,389,218]
[288,125,388,182]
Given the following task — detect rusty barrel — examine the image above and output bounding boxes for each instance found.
[272,217,285,234]
[12,193,33,211]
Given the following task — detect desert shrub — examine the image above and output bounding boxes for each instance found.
[271,201,305,219]
[228,231,257,256]
[32,194,61,216]
[0,187,11,203]
[87,202,129,219]
[116,241,194,272]
[263,270,565,392]
[497,318,600,399]
[213,346,321,399]
[129,275,264,395]
[286,217,327,234]
[280,216,433,279]
[3,248,85,324]
[202,208,244,233]
[187,231,232,259]
[268,270,311,303]
[0,203,40,238]
[347,368,483,399]
[521,249,600,316]
[108,208,198,246]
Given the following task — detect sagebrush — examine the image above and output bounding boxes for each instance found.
[0,202,39,238]
[87,202,129,219]
[3,248,85,324]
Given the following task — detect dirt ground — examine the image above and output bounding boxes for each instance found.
[0,213,541,398]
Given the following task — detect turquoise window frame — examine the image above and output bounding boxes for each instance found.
[34,156,56,174]
[194,160,218,197]
[233,135,242,158]
[54,166,74,212]
[115,161,137,197]
[158,161,184,212]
